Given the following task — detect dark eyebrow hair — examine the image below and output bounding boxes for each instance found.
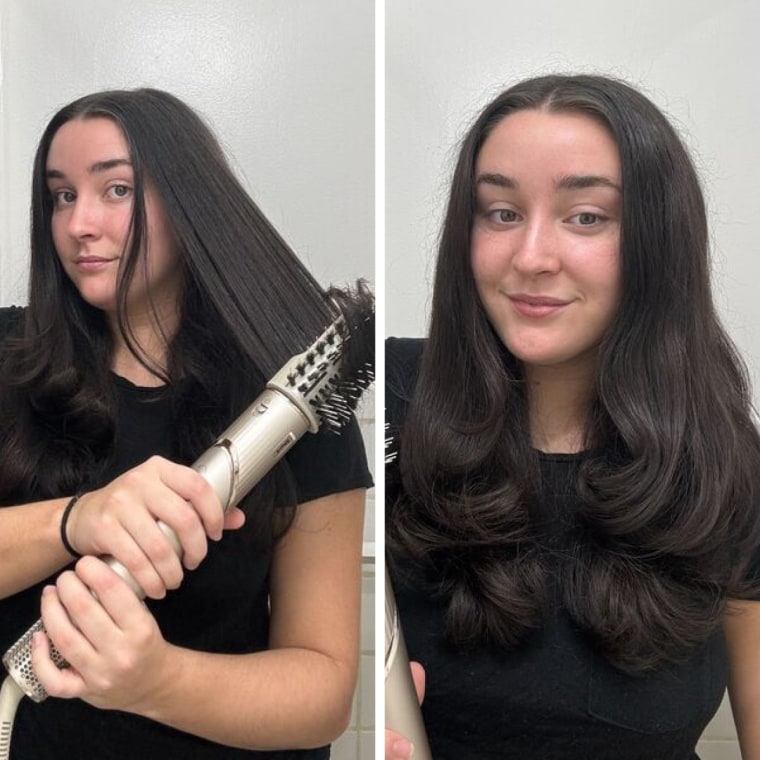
[475,172,621,194]
[475,172,518,189]
[46,157,133,180]
[556,174,621,193]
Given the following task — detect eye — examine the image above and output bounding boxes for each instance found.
[107,184,133,200]
[570,212,605,226]
[51,190,76,207]
[488,208,520,225]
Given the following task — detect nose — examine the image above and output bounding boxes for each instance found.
[511,217,560,276]
[65,195,102,240]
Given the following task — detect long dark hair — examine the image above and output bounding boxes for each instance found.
[0,88,342,532]
[388,74,760,671]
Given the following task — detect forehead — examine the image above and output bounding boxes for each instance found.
[476,109,621,181]
[46,117,130,170]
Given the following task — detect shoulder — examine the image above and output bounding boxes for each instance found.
[0,306,26,342]
[285,415,373,506]
[386,336,425,366]
[385,337,426,447]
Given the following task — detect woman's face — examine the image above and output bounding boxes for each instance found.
[46,117,181,324]
[471,109,622,375]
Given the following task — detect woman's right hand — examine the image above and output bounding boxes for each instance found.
[385,661,426,760]
[63,455,245,599]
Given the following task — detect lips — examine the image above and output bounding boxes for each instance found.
[508,293,571,318]
[74,255,118,272]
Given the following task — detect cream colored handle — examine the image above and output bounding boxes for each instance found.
[385,569,432,759]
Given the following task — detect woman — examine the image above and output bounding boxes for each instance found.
[386,74,760,759]
[0,88,372,758]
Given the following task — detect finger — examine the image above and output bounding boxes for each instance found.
[120,505,186,592]
[39,581,98,673]
[385,729,414,760]
[410,661,426,703]
[99,522,174,600]
[144,464,222,568]
[133,473,209,571]
[30,630,86,700]
[154,459,225,541]
[74,556,150,631]
[223,506,246,532]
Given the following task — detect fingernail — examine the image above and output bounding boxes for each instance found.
[392,739,414,759]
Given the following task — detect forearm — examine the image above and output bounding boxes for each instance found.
[135,644,357,750]
[724,601,760,760]
[0,498,74,598]
[728,676,760,760]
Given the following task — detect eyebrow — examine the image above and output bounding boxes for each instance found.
[46,157,133,180]
[556,174,621,193]
[475,171,621,193]
[476,172,518,189]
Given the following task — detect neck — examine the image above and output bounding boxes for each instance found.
[108,308,178,387]
[524,357,596,454]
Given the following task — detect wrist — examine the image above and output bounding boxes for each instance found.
[130,642,185,721]
[60,494,83,558]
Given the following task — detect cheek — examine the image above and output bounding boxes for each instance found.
[596,247,621,300]
[470,231,505,287]
[50,216,68,260]
[585,251,622,326]
[111,212,133,245]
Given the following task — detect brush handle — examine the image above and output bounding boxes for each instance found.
[385,569,432,760]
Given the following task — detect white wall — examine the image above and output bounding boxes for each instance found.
[386,0,760,408]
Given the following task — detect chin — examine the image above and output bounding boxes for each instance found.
[75,289,118,313]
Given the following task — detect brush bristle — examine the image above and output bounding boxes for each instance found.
[318,281,375,431]
[280,281,374,432]
[385,421,398,463]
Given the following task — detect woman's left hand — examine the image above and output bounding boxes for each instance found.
[30,555,172,712]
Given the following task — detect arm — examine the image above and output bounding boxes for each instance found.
[0,456,238,601]
[723,599,760,759]
[0,497,76,598]
[33,487,366,750]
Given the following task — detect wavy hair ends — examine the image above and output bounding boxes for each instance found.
[389,74,760,670]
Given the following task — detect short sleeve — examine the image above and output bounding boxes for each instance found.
[385,336,425,433]
[738,546,760,598]
[385,337,425,501]
[0,306,25,343]
[284,414,373,505]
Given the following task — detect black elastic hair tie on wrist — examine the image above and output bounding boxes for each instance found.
[60,494,83,559]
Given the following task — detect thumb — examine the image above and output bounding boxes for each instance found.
[223,506,246,531]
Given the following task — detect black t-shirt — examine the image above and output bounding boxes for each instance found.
[0,307,373,759]
[386,337,728,760]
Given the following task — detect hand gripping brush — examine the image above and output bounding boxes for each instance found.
[0,294,374,758]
